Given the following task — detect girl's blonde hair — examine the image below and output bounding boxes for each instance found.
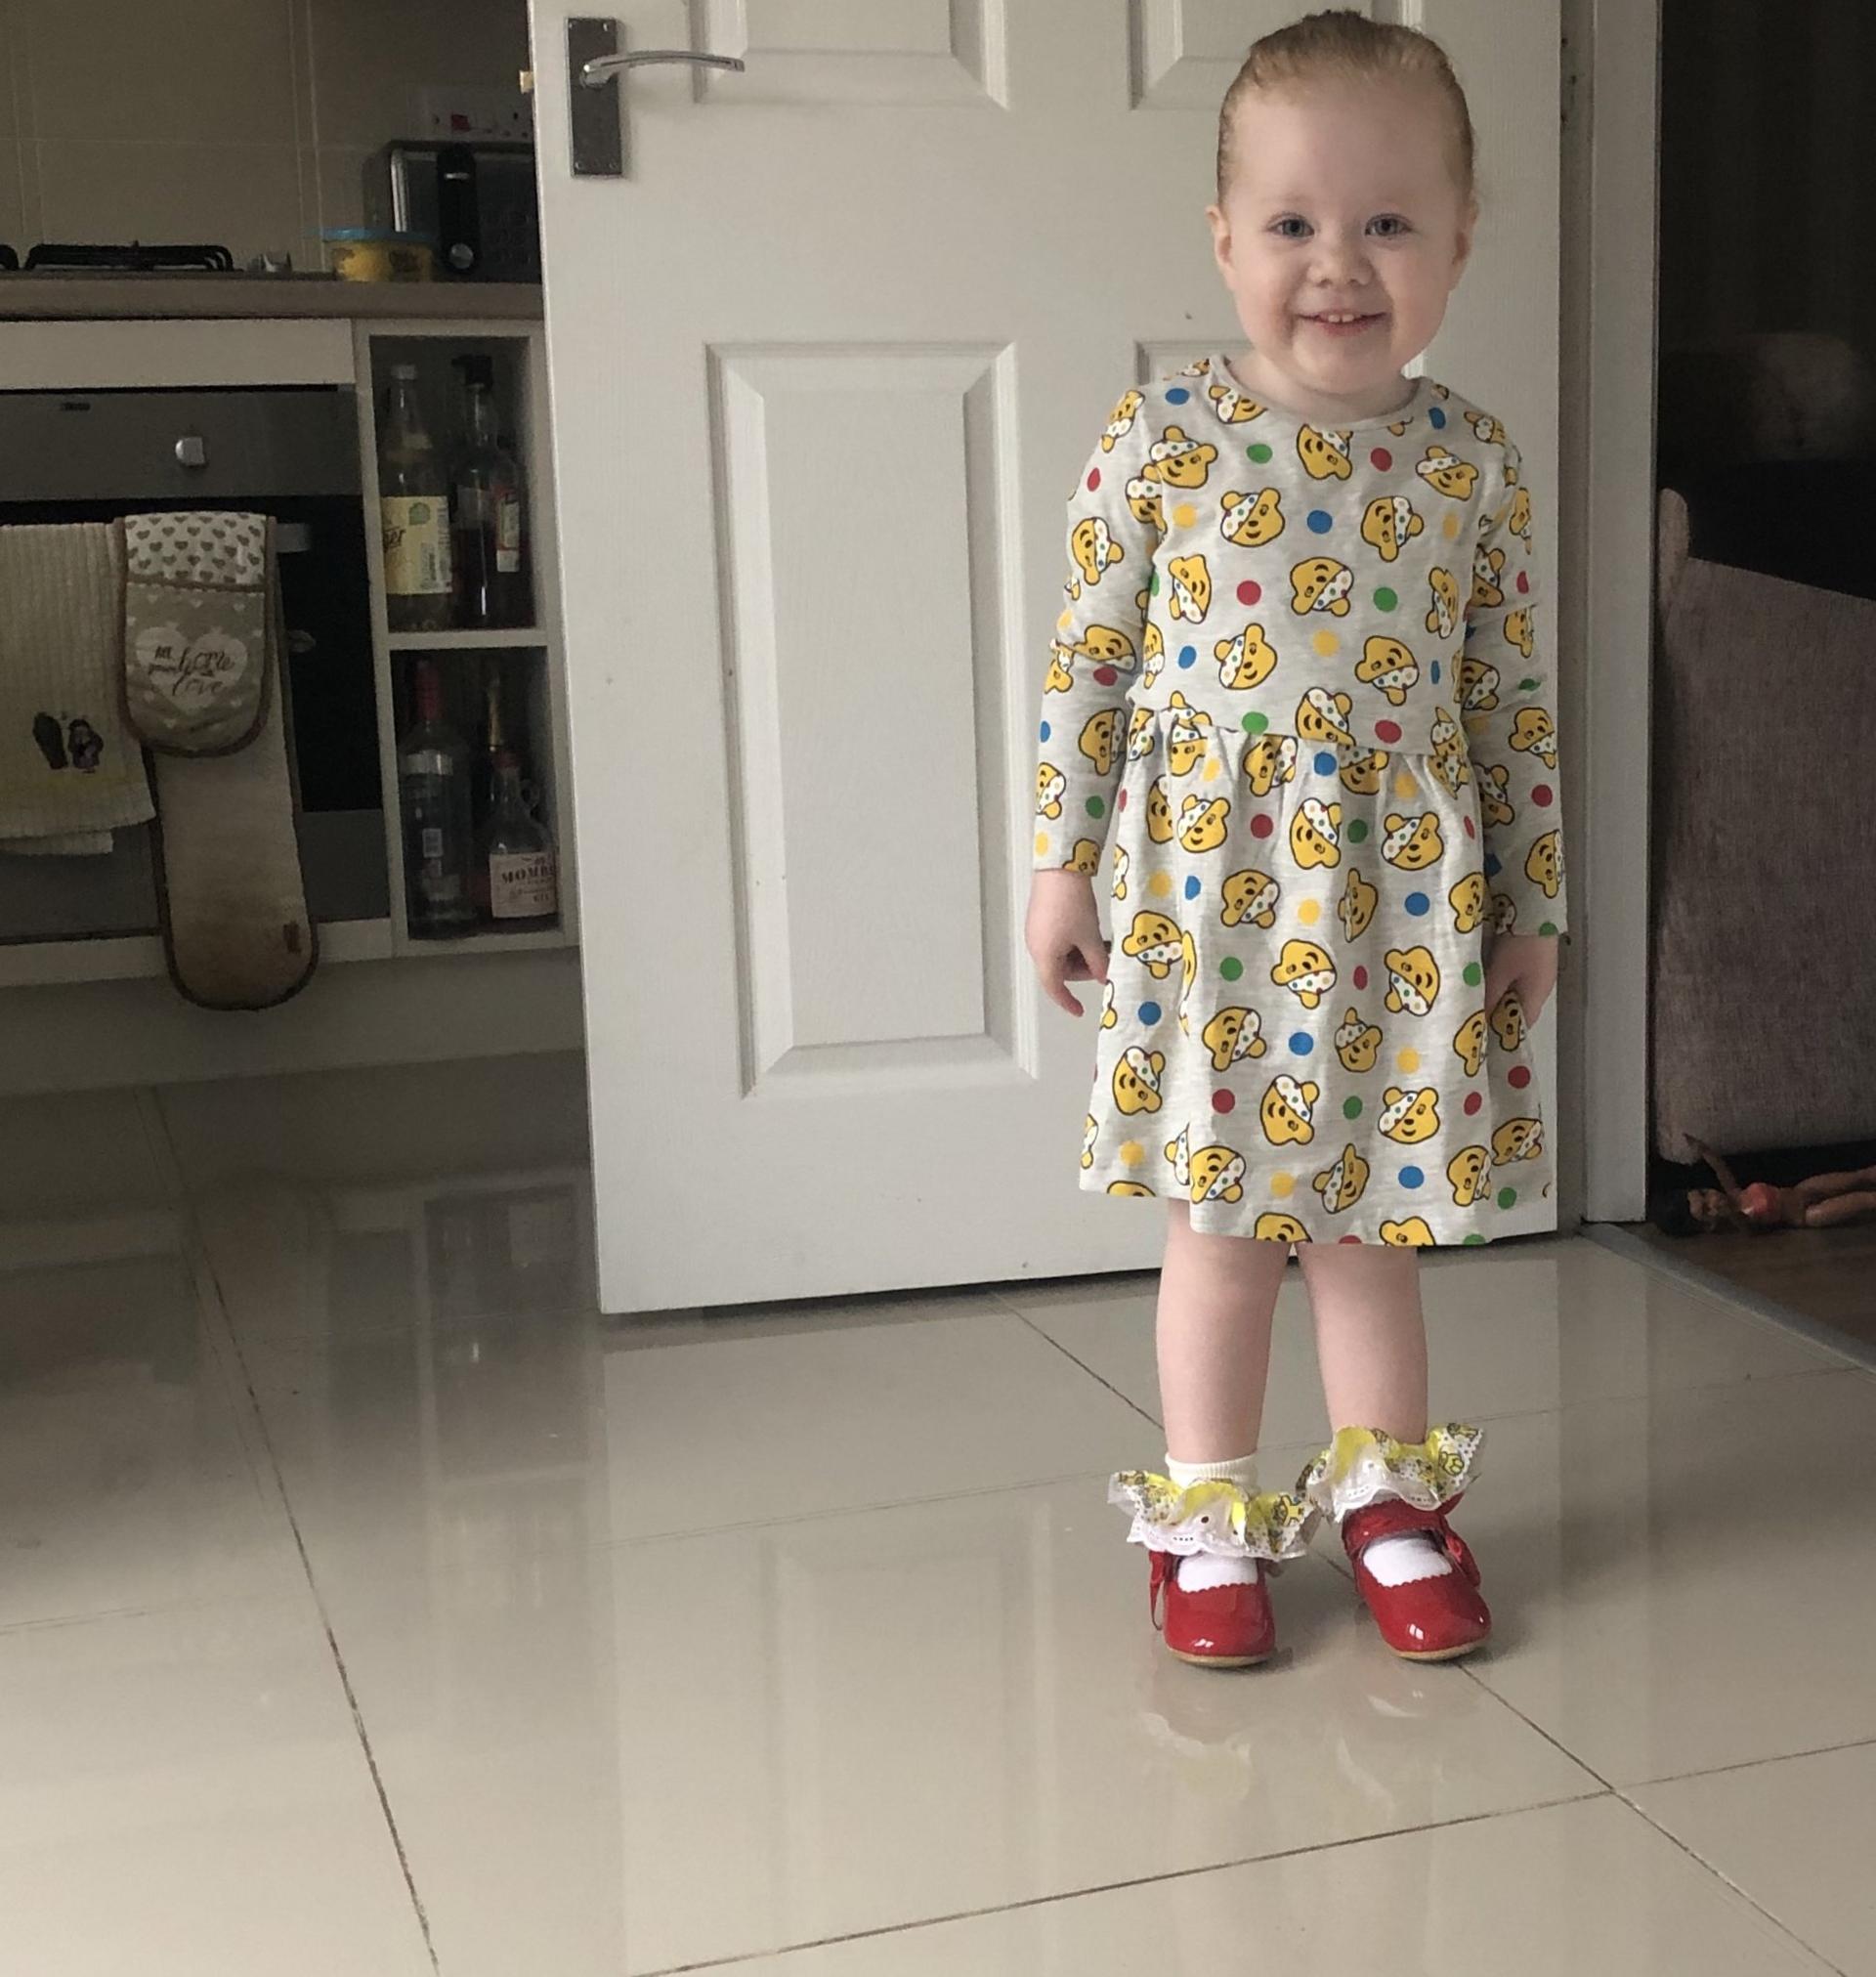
[1216,9,1476,207]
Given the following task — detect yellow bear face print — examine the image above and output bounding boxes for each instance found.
[1502,608,1535,659]
[1044,645,1075,694]
[1428,706,1470,788]
[1378,1085,1441,1144]
[1453,1007,1487,1076]
[1099,978,1118,1030]
[1335,1004,1384,1073]
[1177,792,1230,853]
[1098,390,1144,451]
[1036,761,1065,818]
[1490,985,1528,1053]
[1167,552,1212,623]
[1122,909,1183,977]
[1508,486,1533,540]
[1313,1142,1371,1213]
[1244,730,1299,795]
[1204,373,1266,423]
[1146,774,1176,843]
[1298,425,1355,481]
[1447,1144,1492,1206]
[1220,866,1281,929]
[1070,513,1127,590]
[1296,686,1357,752]
[1384,944,1441,1016]
[1221,487,1286,547]
[1079,708,1120,776]
[1337,748,1386,796]
[1063,838,1101,877]
[1126,704,1159,762]
[1338,866,1379,943]
[1467,410,1506,447]
[1178,927,1199,1030]
[1415,446,1479,499]
[1425,567,1461,638]
[1357,635,1420,707]
[1381,810,1444,872]
[1204,1005,1268,1070]
[1065,622,1141,669]
[1112,1044,1166,1116]
[1082,1113,1100,1167]
[1360,494,1425,563]
[1215,623,1279,691]
[1457,654,1501,717]
[1165,694,1215,775]
[1163,1122,1191,1187]
[1492,1117,1544,1164]
[1290,794,1343,871]
[1256,1212,1311,1243]
[1379,1218,1437,1246]
[1189,1143,1248,1205]
[1272,937,1337,1010]
[1448,869,1487,934]
[1107,1180,1157,1196]
[1290,555,1354,616]
[1473,761,1513,831]
[1471,543,1507,610]
[1510,707,1557,768]
[1260,1073,1320,1146]
[1110,841,1130,901]
[1145,424,1218,492]
[1525,828,1564,899]
[1126,475,1167,538]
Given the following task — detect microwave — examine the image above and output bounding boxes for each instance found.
[366,140,541,283]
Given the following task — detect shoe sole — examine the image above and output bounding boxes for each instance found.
[1166,1645,1274,1668]
[1388,1636,1489,1662]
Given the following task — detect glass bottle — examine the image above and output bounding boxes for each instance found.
[399,658,476,936]
[379,362,454,631]
[478,749,558,929]
[472,661,506,837]
[449,356,528,628]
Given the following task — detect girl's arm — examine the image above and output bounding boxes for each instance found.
[1456,432,1569,944]
[1031,391,1157,881]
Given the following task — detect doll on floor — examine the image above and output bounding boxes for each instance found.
[1650,1135,1876,1235]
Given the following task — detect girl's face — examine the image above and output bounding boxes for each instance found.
[1205,75,1476,421]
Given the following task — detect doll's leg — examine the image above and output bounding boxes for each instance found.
[1799,1188,1876,1227]
[1158,1198,1289,1461]
[1295,1241,1427,1441]
[1793,1165,1876,1204]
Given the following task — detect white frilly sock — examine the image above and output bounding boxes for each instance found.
[1360,1530,1455,1586]
[1163,1451,1262,1591]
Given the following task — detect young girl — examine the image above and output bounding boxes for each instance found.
[1025,11,1568,1669]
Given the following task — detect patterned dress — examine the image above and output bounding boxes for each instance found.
[1034,350,1569,1246]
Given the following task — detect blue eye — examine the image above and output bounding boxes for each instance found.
[1370,215,1411,237]
[1270,217,1309,239]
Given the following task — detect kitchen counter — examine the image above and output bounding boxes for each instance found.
[0,274,543,321]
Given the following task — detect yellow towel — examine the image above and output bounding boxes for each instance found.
[0,523,153,853]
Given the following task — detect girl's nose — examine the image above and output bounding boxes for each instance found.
[1309,232,1372,283]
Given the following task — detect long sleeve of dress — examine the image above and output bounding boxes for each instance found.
[1032,388,1161,877]
[1457,433,1569,937]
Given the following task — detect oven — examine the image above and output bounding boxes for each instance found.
[0,384,383,945]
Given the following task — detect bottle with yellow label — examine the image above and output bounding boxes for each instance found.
[379,363,454,631]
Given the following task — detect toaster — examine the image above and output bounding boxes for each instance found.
[366,140,541,283]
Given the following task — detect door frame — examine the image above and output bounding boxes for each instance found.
[1555,0,1661,1230]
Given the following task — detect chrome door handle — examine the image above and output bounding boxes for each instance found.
[579,49,745,88]
[567,19,744,178]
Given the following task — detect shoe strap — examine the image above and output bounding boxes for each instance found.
[1342,1496,1480,1587]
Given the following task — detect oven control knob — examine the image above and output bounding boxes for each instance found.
[175,435,208,468]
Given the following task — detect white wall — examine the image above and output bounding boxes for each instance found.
[0,0,529,273]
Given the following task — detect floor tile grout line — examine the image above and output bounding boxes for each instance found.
[628,1787,1613,1976]
[144,1095,444,1975]
[1612,1788,1852,1977]
[1625,1730,1876,1794]
[1586,1222,1876,1374]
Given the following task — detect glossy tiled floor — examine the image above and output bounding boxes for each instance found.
[3,1077,1874,1973]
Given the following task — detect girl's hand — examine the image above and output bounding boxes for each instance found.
[1482,930,1561,1030]
[1026,870,1110,1017]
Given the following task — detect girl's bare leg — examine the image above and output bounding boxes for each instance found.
[1295,1242,1428,1441]
[1157,1200,1291,1461]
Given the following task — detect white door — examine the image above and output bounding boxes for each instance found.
[530,0,1561,1312]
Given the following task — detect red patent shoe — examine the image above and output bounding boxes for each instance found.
[1341,1495,1491,1661]
[1147,1550,1277,1668]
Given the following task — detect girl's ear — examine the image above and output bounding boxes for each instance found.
[1450,195,1480,284]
